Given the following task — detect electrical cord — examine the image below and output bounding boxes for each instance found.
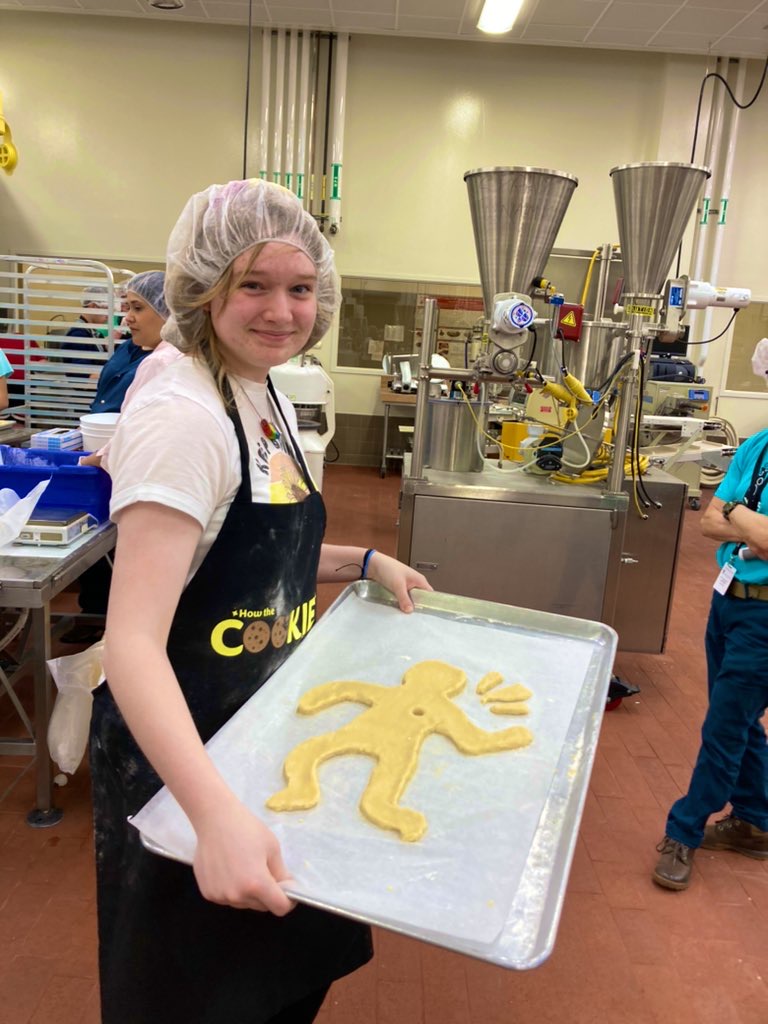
[633,354,659,515]
[690,57,768,164]
[520,326,537,374]
[325,437,340,464]
[685,309,739,345]
[595,350,634,398]
[633,352,655,507]
[676,56,768,276]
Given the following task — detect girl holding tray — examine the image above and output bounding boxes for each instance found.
[91,179,430,1024]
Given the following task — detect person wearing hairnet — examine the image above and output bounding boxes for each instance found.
[89,179,431,1024]
[89,270,169,413]
[62,272,171,644]
[79,271,178,471]
[65,284,110,367]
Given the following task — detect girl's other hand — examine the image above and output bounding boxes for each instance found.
[365,551,433,613]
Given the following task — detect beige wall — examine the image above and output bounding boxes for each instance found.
[1,12,247,261]
[2,12,766,429]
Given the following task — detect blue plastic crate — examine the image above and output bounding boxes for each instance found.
[0,446,112,523]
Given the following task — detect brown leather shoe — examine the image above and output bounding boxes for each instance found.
[652,836,695,890]
[701,814,768,860]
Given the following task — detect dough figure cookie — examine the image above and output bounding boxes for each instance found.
[266,660,533,842]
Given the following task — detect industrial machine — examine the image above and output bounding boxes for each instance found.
[269,359,335,491]
[397,163,750,655]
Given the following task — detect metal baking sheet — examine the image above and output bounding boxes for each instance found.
[132,582,616,968]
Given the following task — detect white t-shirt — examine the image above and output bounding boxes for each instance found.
[108,355,310,577]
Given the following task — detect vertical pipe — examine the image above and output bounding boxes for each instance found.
[410,298,438,479]
[686,58,726,364]
[320,34,334,228]
[296,32,311,205]
[307,35,320,216]
[329,32,349,234]
[686,57,723,282]
[593,242,613,320]
[272,29,286,186]
[258,29,271,180]
[242,0,254,179]
[693,58,745,367]
[285,31,299,193]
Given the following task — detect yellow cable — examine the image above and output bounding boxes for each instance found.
[455,380,650,484]
[579,249,600,307]
[552,455,649,485]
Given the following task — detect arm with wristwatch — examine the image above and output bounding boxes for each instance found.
[701,496,768,559]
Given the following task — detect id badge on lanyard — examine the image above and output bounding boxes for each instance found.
[714,437,768,594]
[713,561,736,595]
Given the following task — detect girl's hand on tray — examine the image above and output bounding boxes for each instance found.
[366,552,433,613]
[192,797,297,916]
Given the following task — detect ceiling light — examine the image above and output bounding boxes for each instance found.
[149,0,185,9]
[477,0,524,35]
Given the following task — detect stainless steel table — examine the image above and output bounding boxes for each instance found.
[379,378,417,478]
[0,522,116,826]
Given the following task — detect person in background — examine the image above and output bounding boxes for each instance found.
[65,285,110,368]
[63,272,171,643]
[653,427,768,890]
[81,293,182,471]
[88,270,168,414]
[90,179,431,1024]
[0,348,13,409]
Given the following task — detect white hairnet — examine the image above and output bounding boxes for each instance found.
[126,270,169,320]
[165,179,339,350]
[751,338,768,389]
[83,284,110,307]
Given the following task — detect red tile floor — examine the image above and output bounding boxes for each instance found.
[0,465,766,1023]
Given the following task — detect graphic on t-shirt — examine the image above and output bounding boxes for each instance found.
[269,451,310,504]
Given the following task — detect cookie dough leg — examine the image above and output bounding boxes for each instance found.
[359,753,427,842]
[266,735,340,811]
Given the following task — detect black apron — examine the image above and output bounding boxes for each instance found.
[89,379,373,1024]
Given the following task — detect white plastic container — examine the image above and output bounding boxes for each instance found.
[79,412,120,451]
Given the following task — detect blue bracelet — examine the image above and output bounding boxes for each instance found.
[361,548,376,580]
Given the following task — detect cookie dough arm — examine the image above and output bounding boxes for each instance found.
[434,703,533,753]
[297,681,388,714]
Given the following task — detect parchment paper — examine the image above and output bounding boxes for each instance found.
[132,587,607,952]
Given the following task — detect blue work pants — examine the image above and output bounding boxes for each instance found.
[665,590,768,848]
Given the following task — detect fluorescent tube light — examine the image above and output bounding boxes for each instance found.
[477,0,524,35]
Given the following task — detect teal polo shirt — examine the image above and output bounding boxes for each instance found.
[714,428,768,584]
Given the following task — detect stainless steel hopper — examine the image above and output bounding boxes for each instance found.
[464,167,578,318]
[610,161,711,298]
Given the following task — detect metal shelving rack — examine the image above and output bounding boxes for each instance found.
[0,255,132,429]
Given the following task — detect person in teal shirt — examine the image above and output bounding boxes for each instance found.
[0,349,13,409]
[653,428,768,890]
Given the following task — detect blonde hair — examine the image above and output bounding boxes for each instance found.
[180,245,266,404]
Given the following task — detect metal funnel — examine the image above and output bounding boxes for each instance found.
[610,161,711,297]
[464,166,578,317]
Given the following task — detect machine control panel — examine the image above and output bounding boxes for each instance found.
[643,380,713,418]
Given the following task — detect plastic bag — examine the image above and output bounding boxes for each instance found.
[46,640,105,774]
[0,479,50,546]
